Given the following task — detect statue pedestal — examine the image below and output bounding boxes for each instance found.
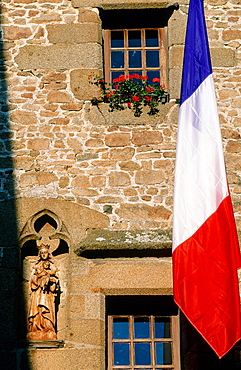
[19,340,64,349]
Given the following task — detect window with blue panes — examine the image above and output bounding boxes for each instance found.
[104,29,167,86]
[108,315,180,370]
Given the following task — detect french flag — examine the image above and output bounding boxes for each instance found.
[172,0,241,358]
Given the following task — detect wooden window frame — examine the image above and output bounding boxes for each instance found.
[103,28,167,88]
[108,315,180,370]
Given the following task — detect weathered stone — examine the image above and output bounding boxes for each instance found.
[25,348,104,370]
[49,118,70,125]
[15,44,102,69]
[210,48,236,67]
[109,147,135,160]
[19,172,38,187]
[37,172,58,185]
[78,8,101,23]
[72,0,174,9]
[14,156,34,170]
[76,153,99,161]
[95,196,122,203]
[90,176,106,187]
[69,294,85,315]
[59,176,70,188]
[31,12,61,23]
[132,131,163,145]
[11,110,37,125]
[226,140,241,153]
[105,133,130,147]
[222,29,241,41]
[169,66,182,99]
[72,175,91,188]
[135,170,164,185]
[109,171,131,187]
[169,45,184,68]
[67,138,81,149]
[70,69,103,101]
[218,89,239,99]
[4,26,32,40]
[27,138,50,150]
[47,91,72,103]
[69,318,104,345]
[85,138,104,147]
[116,203,172,221]
[47,23,102,44]
[168,9,187,46]
[42,72,66,84]
[119,161,141,171]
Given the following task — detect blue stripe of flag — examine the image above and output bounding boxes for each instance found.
[180,0,212,105]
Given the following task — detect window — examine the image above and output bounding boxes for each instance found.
[106,296,180,370]
[108,315,179,370]
[104,28,167,86]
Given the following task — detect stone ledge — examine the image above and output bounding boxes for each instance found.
[18,340,65,349]
[75,229,172,254]
[87,101,177,126]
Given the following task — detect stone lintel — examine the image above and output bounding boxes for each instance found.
[72,0,172,9]
[75,229,172,254]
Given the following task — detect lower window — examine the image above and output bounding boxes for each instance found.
[108,314,180,369]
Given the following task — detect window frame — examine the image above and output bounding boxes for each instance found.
[107,314,180,370]
[103,28,168,88]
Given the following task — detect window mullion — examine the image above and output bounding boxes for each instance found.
[130,316,134,369]
[141,29,146,76]
[124,29,129,75]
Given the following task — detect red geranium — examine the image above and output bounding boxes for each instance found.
[146,87,154,92]
[152,77,160,83]
[140,76,148,80]
[132,96,140,102]
[130,73,140,79]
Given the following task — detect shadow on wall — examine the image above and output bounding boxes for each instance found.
[0,15,31,370]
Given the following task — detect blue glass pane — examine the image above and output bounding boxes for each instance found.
[134,343,151,365]
[114,343,130,365]
[111,71,124,83]
[128,30,141,47]
[111,51,124,68]
[111,31,124,48]
[156,342,172,365]
[146,30,159,47]
[146,50,159,68]
[134,317,150,338]
[146,71,160,84]
[129,50,142,68]
[155,318,170,338]
[113,318,129,339]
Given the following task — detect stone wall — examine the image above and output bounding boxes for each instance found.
[1,0,241,368]
[1,0,241,233]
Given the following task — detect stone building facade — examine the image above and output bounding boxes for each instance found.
[0,0,241,369]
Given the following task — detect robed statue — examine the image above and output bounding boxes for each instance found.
[27,244,59,340]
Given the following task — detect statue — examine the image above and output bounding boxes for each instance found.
[27,244,59,340]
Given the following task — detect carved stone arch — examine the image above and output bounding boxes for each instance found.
[20,209,70,259]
